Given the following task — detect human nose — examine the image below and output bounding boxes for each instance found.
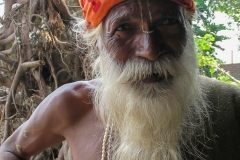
[134,33,163,61]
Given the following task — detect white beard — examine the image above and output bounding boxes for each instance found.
[92,27,209,160]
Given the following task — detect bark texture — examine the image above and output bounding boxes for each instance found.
[0,0,86,159]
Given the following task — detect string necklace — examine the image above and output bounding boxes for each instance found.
[101,120,113,160]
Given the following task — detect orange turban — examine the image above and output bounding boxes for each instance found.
[171,0,196,11]
[79,0,196,27]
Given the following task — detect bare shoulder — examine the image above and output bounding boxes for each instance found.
[31,79,99,130]
[49,79,96,106]
[8,79,99,139]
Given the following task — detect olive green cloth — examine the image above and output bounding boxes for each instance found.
[184,76,240,160]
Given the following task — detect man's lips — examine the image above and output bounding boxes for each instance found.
[141,74,173,83]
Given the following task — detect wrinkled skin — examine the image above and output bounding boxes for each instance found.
[0,0,190,159]
[101,0,186,63]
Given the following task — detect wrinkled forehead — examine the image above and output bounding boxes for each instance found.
[105,0,182,21]
[102,0,183,28]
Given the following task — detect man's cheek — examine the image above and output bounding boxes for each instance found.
[104,40,133,62]
[158,25,187,53]
[164,34,187,56]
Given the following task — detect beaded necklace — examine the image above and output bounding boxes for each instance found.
[101,121,113,160]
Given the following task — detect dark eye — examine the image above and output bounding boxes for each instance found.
[116,23,132,31]
[160,19,178,25]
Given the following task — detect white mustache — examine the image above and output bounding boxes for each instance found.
[115,57,182,84]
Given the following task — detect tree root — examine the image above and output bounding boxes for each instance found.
[0,0,87,159]
[0,41,17,54]
[0,22,14,40]
[52,0,74,24]
[0,32,15,45]
[0,53,16,66]
[46,55,58,90]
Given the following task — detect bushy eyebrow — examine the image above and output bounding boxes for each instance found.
[107,11,132,32]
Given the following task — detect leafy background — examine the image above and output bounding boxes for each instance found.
[194,0,240,86]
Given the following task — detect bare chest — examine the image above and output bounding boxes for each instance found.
[65,110,105,160]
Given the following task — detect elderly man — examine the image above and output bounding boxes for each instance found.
[0,0,240,159]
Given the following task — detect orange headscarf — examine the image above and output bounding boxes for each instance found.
[171,0,196,11]
[79,0,196,27]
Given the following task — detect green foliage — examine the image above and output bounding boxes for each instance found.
[194,0,240,86]
[196,33,240,86]
[194,0,229,52]
[196,34,215,51]
[196,34,218,77]
[208,0,240,25]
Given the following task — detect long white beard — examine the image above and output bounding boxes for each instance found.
[92,29,208,160]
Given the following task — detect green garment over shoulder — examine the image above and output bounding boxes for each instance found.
[183,76,240,160]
